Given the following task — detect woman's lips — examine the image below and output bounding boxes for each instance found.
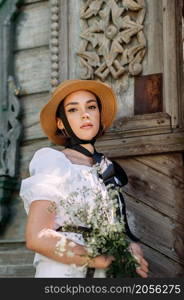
[80,125,93,129]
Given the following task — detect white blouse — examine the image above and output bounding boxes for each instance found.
[19,147,108,277]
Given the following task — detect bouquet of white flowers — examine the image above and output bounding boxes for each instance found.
[59,174,139,277]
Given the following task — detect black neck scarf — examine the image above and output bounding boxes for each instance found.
[57,102,139,242]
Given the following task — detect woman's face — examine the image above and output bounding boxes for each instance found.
[57,90,100,140]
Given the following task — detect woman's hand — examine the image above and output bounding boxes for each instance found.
[129,242,149,278]
[88,255,115,269]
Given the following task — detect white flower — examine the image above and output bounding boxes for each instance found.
[66,250,75,257]
[70,263,87,273]
[58,235,67,246]
[68,241,76,248]
[55,235,67,256]
[56,252,64,257]
[86,246,93,255]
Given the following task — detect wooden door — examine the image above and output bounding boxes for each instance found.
[52,0,184,158]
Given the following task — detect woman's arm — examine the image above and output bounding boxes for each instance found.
[26,200,114,269]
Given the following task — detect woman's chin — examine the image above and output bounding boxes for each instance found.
[77,132,98,141]
[78,135,95,141]
[73,127,99,141]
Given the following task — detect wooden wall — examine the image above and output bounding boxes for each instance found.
[0,0,184,277]
[3,0,50,238]
[118,153,184,277]
[0,0,50,277]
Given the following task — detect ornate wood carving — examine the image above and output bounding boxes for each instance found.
[50,0,60,93]
[0,0,22,178]
[0,77,21,177]
[77,0,146,83]
[0,0,22,230]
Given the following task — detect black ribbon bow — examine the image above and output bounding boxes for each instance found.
[92,152,139,243]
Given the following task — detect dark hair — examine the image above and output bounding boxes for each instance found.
[55,93,104,137]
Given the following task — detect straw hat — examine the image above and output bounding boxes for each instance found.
[40,79,117,145]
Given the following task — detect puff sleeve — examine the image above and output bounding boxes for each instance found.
[19,147,71,214]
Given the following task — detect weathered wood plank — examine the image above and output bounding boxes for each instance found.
[68,0,81,80]
[116,157,184,224]
[96,131,184,157]
[0,264,34,278]
[24,0,46,4]
[0,240,26,248]
[14,46,50,95]
[134,153,184,181]
[163,0,179,127]
[14,1,49,50]
[0,249,34,265]
[20,92,49,141]
[176,0,184,128]
[142,0,163,75]
[125,194,184,265]
[141,244,184,277]
[112,112,171,135]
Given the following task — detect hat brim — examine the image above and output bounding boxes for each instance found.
[40,80,117,145]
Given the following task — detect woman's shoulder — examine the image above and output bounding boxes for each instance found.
[31,147,67,161]
[29,147,70,176]
[32,146,63,156]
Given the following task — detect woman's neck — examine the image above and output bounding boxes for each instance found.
[62,143,94,166]
[80,143,94,154]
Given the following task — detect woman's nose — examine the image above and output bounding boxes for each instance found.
[81,111,90,119]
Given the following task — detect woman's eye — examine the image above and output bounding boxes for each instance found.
[88,105,97,110]
[68,108,77,113]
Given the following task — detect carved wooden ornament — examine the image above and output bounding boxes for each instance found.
[77,0,146,82]
[49,0,60,92]
[0,0,22,177]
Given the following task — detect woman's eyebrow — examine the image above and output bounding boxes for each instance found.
[65,99,97,107]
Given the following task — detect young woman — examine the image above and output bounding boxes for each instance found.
[20,79,149,278]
